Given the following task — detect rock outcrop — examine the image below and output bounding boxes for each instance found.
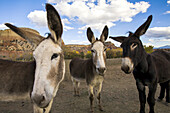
[0,28,40,51]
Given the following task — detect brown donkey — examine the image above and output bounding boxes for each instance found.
[1,4,65,113]
[70,26,108,112]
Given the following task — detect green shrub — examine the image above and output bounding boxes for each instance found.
[64,50,81,59]
[106,48,122,58]
[85,51,92,58]
[106,49,115,58]
[144,45,154,53]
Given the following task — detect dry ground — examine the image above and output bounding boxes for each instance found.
[0,59,169,113]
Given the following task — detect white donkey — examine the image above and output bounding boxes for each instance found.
[2,4,65,113]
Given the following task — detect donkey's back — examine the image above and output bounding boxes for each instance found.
[70,58,89,80]
[151,50,170,83]
[0,59,35,101]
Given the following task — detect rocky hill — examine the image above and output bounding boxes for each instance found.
[0,28,40,51]
[0,28,118,60]
[0,28,117,52]
[63,41,117,53]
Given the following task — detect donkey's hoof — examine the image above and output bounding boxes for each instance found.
[165,102,169,106]
[99,105,104,111]
[90,110,94,113]
[90,108,94,113]
[157,98,162,102]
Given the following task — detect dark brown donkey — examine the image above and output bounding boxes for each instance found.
[1,4,65,113]
[110,15,170,113]
[70,26,108,112]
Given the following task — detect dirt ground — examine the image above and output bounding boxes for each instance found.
[0,59,169,113]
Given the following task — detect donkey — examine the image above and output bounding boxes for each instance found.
[110,15,170,113]
[69,26,108,112]
[1,4,65,113]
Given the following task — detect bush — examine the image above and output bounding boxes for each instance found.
[80,52,84,58]
[85,51,92,58]
[106,49,115,58]
[144,45,154,53]
[106,48,122,58]
[64,50,82,59]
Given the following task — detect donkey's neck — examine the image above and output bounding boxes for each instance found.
[87,58,96,74]
[135,50,149,73]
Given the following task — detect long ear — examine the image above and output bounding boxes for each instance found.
[109,36,127,43]
[5,23,44,47]
[87,27,95,43]
[100,25,108,42]
[134,15,152,37]
[46,3,63,45]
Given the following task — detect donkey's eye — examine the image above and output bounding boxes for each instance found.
[120,44,123,48]
[51,53,58,60]
[104,48,107,51]
[131,43,137,49]
[91,50,95,53]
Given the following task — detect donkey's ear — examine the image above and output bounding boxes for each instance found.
[134,15,152,37]
[46,3,63,45]
[109,36,127,43]
[5,23,44,47]
[87,27,95,43]
[100,25,108,42]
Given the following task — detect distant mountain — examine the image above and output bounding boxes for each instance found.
[154,45,170,49]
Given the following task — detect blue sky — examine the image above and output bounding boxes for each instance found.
[0,0,170,47]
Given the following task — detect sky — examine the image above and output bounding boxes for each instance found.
[0,0,170,47]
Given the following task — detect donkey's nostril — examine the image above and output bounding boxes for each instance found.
[97,68,106,74]
[121,65,130,74]
[32,94,46,106]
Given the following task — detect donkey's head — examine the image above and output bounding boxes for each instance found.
[5,4,65,108]
[110,15,152,74]
[87,26,108,75]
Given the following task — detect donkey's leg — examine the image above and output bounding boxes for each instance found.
[136,80,146,113]
[33,104,43,113]
[44,99,53,113]
[147,82,157,113]
[72,78,78,96]
[165,80,170,104]
[158,83,166,101]
[97,82,103,111]
[76,81,80,96]
[88,85,94,112]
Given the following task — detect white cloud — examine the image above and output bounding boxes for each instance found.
[147,38,170,47]
[78,31,83,34]
[164,11,170,14]
[64,25,74,31]
[107,38,121,47]
[47,0,150,31]
[62,18,71,24]
[28,0,150,32]
[149,38,170,42]
[146,26,170,39]
[143,42,153,47]
[27,10,74,31]
[68,40,89,44]
[145,27,170,47]
[167,0,170,4]
[0,23,8,30]
[27,10,47,27]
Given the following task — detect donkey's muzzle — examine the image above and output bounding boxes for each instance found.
[121,65,131,74]
[97,67,106,76]
[31,94,49,108]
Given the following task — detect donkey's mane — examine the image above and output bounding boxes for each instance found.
[44,33,57,43]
